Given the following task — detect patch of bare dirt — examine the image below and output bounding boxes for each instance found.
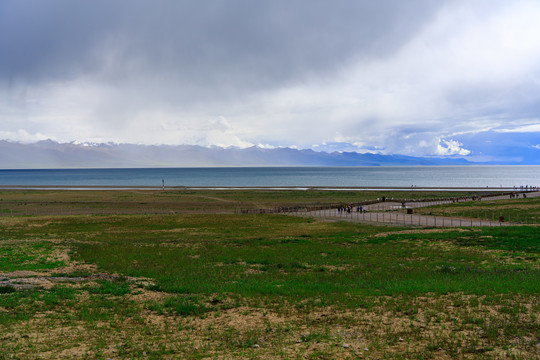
[244,267,264,275]
[150,228,187,233]
[320,264,351,271]
[0,246,153,291]
[127,288,167,303]
[59,262,98,274]
[374,228,469,237]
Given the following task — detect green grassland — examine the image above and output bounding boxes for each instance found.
[0,190,538,359]
[416,196,540,225]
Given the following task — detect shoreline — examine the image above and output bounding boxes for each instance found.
[0,185,534,192]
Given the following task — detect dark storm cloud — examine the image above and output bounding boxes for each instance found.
[2,0,539,161]
[0,0,441,93]
[0,1,121,81]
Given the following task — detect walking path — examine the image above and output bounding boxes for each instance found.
[294,191,540,227]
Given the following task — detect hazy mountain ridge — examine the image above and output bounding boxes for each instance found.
[0,140,478,168]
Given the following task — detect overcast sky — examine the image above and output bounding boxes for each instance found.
[1,0,540,161]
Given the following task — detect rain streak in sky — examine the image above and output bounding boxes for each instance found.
[1,0,540,163]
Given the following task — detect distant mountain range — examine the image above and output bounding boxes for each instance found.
[0,140,478,168]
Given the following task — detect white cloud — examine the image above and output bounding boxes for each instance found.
[436,138,471,156]
[1,0,540,158]
[0,129,51,143]
[495,123,540,133]
[219,0,540,154]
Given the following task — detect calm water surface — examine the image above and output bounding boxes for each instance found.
[0,166,539,188]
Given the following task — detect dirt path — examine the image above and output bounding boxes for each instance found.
[299,209,513,227]
[361,190,540,212]
[296,191,540,227]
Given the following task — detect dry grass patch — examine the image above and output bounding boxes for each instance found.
[374,228,469,238]
[2,262,538,359]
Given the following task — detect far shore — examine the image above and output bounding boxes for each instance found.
[0,185,533,191]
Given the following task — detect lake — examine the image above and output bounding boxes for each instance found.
[0,166,539,188]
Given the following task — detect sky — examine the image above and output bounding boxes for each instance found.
[1,0,540,163]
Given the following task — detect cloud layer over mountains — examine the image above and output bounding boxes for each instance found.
[1,0,539,162]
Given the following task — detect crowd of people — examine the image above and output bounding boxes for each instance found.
[515,185,538,191]
[337,205,366,214]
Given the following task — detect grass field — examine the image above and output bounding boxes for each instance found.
[415,196,540,225]
[0,190,538,359]
[0,189,503,216]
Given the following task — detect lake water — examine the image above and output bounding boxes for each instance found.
[0,166,539,188]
